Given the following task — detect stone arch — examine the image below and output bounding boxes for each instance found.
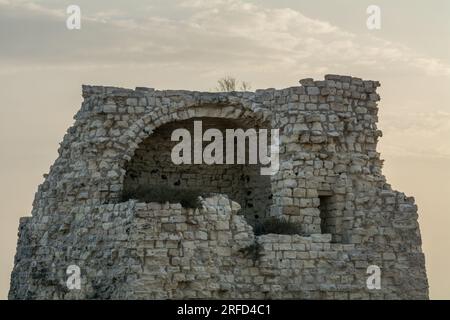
[112,102,274,223]
[118,103,269,170]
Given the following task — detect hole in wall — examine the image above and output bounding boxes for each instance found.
[319,194,342,243]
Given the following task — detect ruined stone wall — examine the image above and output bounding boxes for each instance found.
[10,194,426,299]
[9,75,429,299]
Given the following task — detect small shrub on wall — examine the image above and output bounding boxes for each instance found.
[121,186,202,208]
[253,217,302,236]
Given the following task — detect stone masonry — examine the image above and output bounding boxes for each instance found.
[9,75,428,299]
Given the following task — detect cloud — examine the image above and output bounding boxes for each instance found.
[0,0,65,18]
[0,0,449,79]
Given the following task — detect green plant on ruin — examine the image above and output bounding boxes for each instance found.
[121,185,202,208]
[253,217,302,236]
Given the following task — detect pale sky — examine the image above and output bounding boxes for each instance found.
[0,0,449,299]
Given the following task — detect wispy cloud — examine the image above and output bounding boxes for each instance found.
[0,0,65,18]
[0,0,449,78]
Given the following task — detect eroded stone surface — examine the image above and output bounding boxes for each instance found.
[9,75,428,299]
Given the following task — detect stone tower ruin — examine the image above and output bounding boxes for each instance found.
[9,75,428,299]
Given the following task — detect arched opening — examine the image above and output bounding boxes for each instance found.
[122,117,273,225]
